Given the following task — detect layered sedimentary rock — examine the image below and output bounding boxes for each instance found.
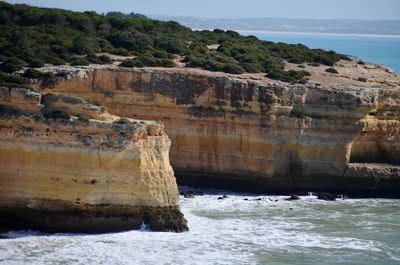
[39,62,400,196]
[0,86,187,232]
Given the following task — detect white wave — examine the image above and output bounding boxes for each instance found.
[0,193,399,265]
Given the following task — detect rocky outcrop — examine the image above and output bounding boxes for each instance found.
[39,63,400,197]
[0,86,188,232]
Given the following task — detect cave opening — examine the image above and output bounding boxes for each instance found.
[349,131,399,165]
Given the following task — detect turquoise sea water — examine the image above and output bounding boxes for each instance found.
[241,31,400,73]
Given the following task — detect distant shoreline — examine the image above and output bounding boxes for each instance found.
[192,28,400,38]
[237,30,400,38]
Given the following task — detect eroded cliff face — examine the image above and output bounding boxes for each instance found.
[0,86,188,232]
[39,64,400,196]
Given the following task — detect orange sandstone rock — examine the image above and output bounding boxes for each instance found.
[39,65,400,196]
[0,86,187,233]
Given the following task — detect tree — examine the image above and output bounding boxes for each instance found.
[0,58,26,73]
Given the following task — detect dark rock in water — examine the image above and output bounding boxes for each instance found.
[256,198,262,201]
[317,193,336,201]
[275,199,279,202]
[217,195,229,200]
[289,208,293,210]
[285,194,300,201]
[243,198,249,201]
[296,191,310,196]
[180,190,204,198]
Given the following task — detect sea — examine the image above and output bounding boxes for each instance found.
[0,189,399,265]
[1,33,400,265]
[241,31,400,73]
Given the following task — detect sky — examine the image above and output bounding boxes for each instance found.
[5,0,400,20]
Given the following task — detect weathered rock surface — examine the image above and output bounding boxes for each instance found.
[38,63,400,197]
[0,86,188,232]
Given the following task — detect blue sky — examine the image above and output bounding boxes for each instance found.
[6,0,400,20]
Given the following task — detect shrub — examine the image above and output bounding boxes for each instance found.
[85,53,113,64]
[0,72,30,85]
[158,58,175,67]
[72,36,94,55]
[223,64,245,74]
[357,77,368,82]
[297,65,306,68]
[23,68,55,79]
[86,56,102,64]
[69,57,90,66]
[98,54,113,63]
[0,58,26,73]
[267,69,310,83]
[28,58,45,68]
[119,58,143,67]
[189,42,208,54]
[288,58,304,64]
[46,56,66,66]
[23,68,42,78]
[308,62,321,67]
[154,36,187,54]
[108,30,152,52]
[325,67,338,74]
[241,62,264,73]
[111,48,131,56]
[152,50,169,59]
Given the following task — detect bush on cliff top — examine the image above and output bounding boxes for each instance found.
[0,1,349,83]
[325,67,339,74]
[0,58,26,73]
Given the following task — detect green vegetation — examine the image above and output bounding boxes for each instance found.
[308,62,321,67]
[267,69,311,83]
[0,58,26,73]
[0,71,31,87]
[0,1,350,85]
[325,67,339,74]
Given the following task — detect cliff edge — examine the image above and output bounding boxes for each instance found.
[0,86,188,233]
[38,60,400,197]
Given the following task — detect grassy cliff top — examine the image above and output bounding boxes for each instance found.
[0,1,350,86]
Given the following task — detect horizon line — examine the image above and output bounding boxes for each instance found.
[150,14,400,22]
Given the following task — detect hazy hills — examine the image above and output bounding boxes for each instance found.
[152,16,400,36]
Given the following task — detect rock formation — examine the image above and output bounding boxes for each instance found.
[38,61,400,197]
[0,86,188,233]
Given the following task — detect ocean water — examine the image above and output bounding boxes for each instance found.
[241,31,400,73]
[1,190,399,265]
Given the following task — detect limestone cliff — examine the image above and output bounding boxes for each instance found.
[38,61,400,197]
[0,86,188,232]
